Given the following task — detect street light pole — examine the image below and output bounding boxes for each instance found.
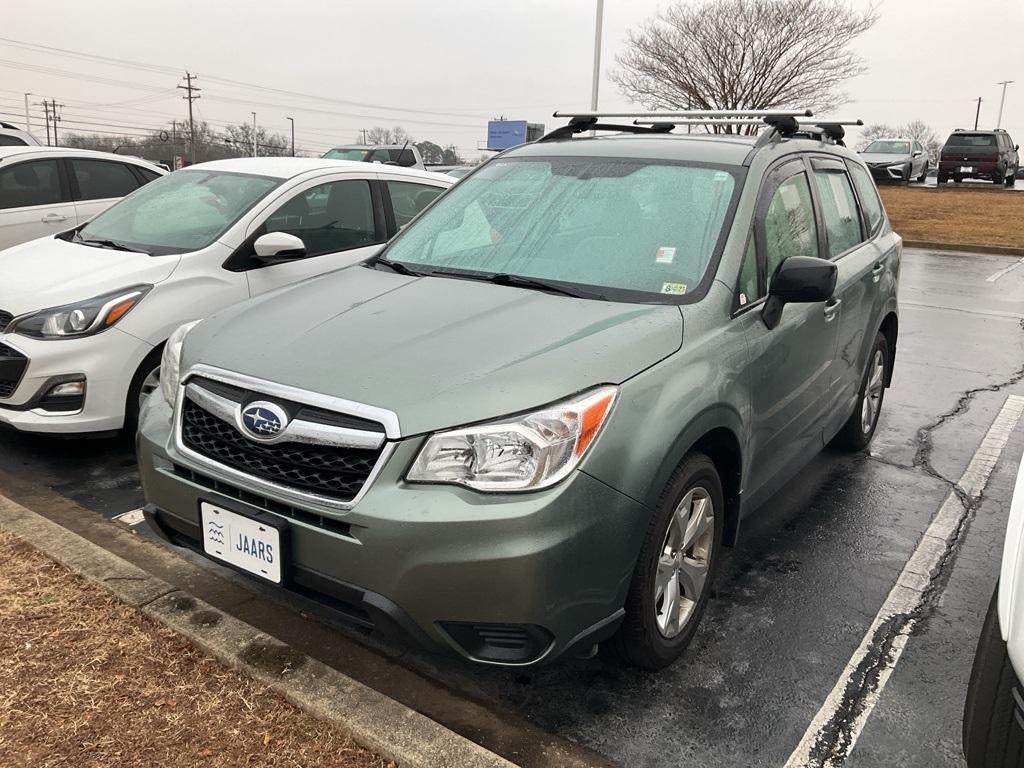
[286,116,295,156]
[996,80,1014,129]
[23,93,31,132]
[251,112,257,157]
[590,0,604,112]
[974,97,983,130]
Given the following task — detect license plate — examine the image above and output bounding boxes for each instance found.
[960,166,973,173]
[200,502,281,583]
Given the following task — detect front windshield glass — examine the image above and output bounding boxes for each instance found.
[78,170,281,255]
[865,140,911,154]
[381,157,739,302]
[323,147,372,161]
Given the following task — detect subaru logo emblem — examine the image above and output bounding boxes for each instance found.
[239,401,289,441]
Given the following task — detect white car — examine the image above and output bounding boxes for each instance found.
[0,146,167,250]
[964,455,1024,765]
[0,157,452,434]
[0,122,42,146]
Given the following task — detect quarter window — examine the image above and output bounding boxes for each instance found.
[737,237,759,305]
[72,159,140,201]
[812,169,862,257]
[387,181,443,228]
[763,173,818,285]
[264,179,377,258]
[849,163,884,235]
[0,159,62,209]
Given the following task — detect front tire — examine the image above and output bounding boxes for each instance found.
[124,346,163,436]
[963,587,1024,767]
[833,331,889,451]
[609,452,724,670]
[917,164,929,183]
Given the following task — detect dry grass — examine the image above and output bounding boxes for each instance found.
[0,530,391,768]
[879,185,1024,250]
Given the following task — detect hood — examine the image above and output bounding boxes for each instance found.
[861,152,910,165]
[186,266,683,435]
[0,235,181,316]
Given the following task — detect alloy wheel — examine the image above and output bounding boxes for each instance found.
[654,487,714,638]
[860,349,885,434]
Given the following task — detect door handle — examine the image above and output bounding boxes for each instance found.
[871,262,885,283]
[823,299,841,321]
[41,213,68,224]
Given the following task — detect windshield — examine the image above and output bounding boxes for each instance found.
[323,147,373,161]
[865,140,910,154]
[78,170,281,255]
[946,133,996,147]
[380,157,740,302]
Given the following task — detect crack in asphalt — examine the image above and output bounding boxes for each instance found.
[808,360,1024,766]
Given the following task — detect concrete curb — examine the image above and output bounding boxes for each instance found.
[903,240,1024,257]
[0,494,518,768]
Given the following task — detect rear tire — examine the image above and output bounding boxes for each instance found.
[938,171,949,184]
[609,452,724,670]
[917,164,929,183]
[963,587,1024,767]
[833,332,889,452]
[124,346,163,436]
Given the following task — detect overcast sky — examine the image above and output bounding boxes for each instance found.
[3,0,1021,157]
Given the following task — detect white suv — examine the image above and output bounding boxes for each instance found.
[964,455,1024,765]
[0,157,452,434]
[0,146,166,250]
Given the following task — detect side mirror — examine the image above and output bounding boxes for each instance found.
[253,232,306,264]
[762,256,837,330]
[912,150,922,157]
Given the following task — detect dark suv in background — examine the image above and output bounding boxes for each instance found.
[937,128,1018,186]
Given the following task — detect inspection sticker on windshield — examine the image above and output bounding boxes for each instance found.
[661,282,687,295]
[655,246,676,264]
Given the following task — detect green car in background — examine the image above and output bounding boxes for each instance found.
[139,111,901,670]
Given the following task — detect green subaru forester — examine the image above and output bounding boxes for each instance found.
[139,111,900,670]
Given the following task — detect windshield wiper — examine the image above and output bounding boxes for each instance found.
[364,254,426,277]
[78,237,149,254]
[486,273,606,300]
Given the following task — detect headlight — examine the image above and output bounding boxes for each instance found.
[160,320,201,409]
[407,386,617,492]
[11,285,151,339]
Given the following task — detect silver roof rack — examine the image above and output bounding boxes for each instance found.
[552,108,813,120]
[633,118,767,127]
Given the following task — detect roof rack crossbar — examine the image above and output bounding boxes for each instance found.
[553,108,813,120]
[536,118,675,143]
[634,118,766,127]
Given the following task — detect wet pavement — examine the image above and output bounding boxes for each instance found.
[1,246,1022,767]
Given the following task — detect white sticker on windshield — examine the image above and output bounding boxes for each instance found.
[661,282,688,295]
[655,246,676,264]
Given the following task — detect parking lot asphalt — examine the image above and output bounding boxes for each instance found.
[1,246,1022,767]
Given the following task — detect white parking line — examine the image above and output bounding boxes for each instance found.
[784,394,1024,768]
[112,508,146,526]
[985,257,1024,283]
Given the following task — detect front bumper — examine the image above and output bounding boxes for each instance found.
[0,329,152,434]
[137,393,649,666]
[867,163,910,182]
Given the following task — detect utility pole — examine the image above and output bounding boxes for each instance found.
[286,116,295,156]
[973,97,983,130]
[996,81,1014,129]
[251,112,257,157]
[178,72,201,163]
[361,128,367,144]
[23,93,31,132]
[42,100,51,145]
[50,100,62,146]
[591,0,604,112]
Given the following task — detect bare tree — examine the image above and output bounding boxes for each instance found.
[613,0,878,129]
[365,126,413,145]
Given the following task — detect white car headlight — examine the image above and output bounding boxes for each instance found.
[407,386,617,492]
[160,320,201,409]
[10,285,151,339]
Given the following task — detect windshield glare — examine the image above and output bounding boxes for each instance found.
[79,170,280,255]
[382,157,739,302]
[866,140,911,154]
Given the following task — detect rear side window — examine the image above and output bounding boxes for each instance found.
[812,169,863,257]
[264,179,378,257]
[763,173,818,284]
[136,167,162,183]
[0,159,62,209]
[389,149,417,167]
[387,181,443,227]
[0,134,29,146]
[849,163,884,235]
[72,159,140,201]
